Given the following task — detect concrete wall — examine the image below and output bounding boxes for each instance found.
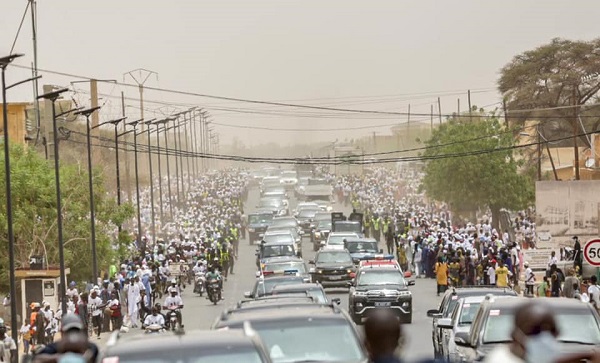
[0,103,28,145]
[536,180,600,249]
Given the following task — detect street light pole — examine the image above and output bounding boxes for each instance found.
[142,119,157,242]
[1,53,25,351]
[75,106,102,283]
[126,120,143,248]
[162,122,174,217]
[177,118,185,195]
[171,117,181,205]
[93,117,126,228]
[183,111,192,188]
[37,87,70,314]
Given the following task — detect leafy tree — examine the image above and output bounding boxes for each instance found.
[0,145,134,290]
[499,38,600,146]
[421,113,534,229]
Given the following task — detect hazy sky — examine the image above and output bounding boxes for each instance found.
[2,0,598,146]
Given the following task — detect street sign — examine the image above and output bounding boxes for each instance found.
[583,239,600,266]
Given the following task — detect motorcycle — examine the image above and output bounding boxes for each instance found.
[164,305,182,331]
[207,279,221,305]
[144,324,165,334]
[194,272,206,296]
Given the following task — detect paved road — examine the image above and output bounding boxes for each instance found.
[106,187,443,362]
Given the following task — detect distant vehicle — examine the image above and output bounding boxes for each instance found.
[279,170,298,189]
[266,226,302,251]
[102,329,273,363]
[296,208,320,234]
[244,275,307,299]
[309,248,356,288]
[257,198,287,216]
[247,212,274,244]
[344,238,382,264]
[256,240,297,268]
[325,232,360,250]
[262,256,309,280]
[262,230,301,257]
[300,178,332,202]
[271,283,336,305]
[312,220,332,251]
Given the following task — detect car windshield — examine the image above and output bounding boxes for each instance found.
[328,235,355,245]
[334,223,361,233]
[298,209,319,218]
[317,221,332,230]
[316,252,352,264]
[264,262,307,274]
[262,245,295,258]
[256,277,305,297]
[458,303,481,325]
[264,234,294,244]
[111,347,264,363]
[259,200,282,208]
[272,219,296,228]
[357,271,406,286]
[345,241,378,253]
[250,319,365,363]
[483,310,600,345]
[249,214,274,224]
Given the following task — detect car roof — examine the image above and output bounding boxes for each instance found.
[319,247,351,253]
[259,275,305,282]
[214,305,346,327]
[446,286,518,298]
[461,295,488,304]
[263,256,303,264]
[264,230,293,236]
[345,238,378,243]
[272,283,323,292]
[106,329,256,355]
[262,240,294,246]
[229,298,317,312]
[329,232,360,236]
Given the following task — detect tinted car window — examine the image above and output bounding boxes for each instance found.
[264,262,307,274]
[254,277,305,297]
[357,270,406,286]
[250,214,274,224]
[110,347,264,363]
[345,241,378,253]
[262,244,295,258]
[459,303,481,325]
[316,251,352,264]
[247,319,364,363]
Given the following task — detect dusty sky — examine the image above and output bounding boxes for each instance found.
[1,0,598,146]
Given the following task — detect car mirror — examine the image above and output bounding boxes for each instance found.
[454,332,471,347]
[243,292,253,298]
[427,309,440,318]
[331,298,341,305]
[407,280,416,286]
[437,318,453,329]
[308,260,315,265]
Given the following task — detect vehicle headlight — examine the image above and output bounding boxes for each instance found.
[347,269,353,274]
[353,291,366,297]
[317,269,323,274]
[355,302,363,308]
[248,228,255,232]
[398,291,411,296]
[402,301,410,307]
[314,232,321,237]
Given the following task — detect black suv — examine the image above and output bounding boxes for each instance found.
[309,248,356,288]
[349,265,414,325]
[426,286,518,359]
[247,211,274,244]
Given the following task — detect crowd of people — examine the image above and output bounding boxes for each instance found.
[20,170,248,355]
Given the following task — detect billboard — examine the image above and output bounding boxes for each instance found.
[535,181,600,249]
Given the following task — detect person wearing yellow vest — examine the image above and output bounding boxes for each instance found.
[363,215,371,238]
[372,214,382,242]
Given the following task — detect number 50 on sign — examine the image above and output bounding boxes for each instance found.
[584,239,600,266]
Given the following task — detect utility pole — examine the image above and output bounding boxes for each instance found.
[122,92,132,202]
[90,80,100,128]
[537,123,542,181]
[437,97,442,124]
[42,84,54,158]
[503,99,509,127]
[572,87,580,180]
[457,98,460,115]
[468,90,472,120]
[430,104,433,130]
[124,69,158,176]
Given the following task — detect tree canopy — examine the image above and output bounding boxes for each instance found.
[421,113,534,228]
[499,38,600,146]
[0,145,134,289]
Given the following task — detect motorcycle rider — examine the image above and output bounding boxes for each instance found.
[142,307,165,329]
[163,288,184,328]
[205,266,223,301]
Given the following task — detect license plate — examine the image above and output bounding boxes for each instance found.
[328,276,342,280]
[374,302,391,307]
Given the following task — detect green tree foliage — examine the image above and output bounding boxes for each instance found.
[0,145,134,289]
[499,38,600,145]
[421,113,534,229]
